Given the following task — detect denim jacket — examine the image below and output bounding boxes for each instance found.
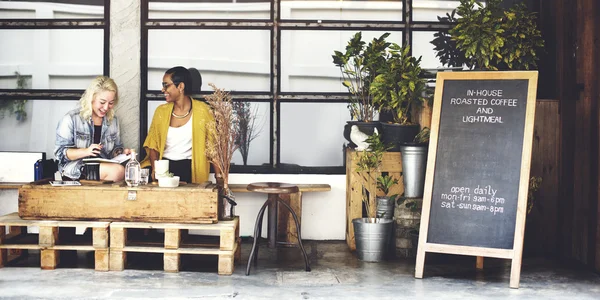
[54,108,124,179]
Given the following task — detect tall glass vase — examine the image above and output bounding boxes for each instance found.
[219,183,237,221]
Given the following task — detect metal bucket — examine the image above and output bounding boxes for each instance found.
[352,218,393,262]
[376,197,395,219]
[399,145,428,198]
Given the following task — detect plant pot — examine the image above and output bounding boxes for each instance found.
[352,218,393,262]
[380,123,420,151]
[399,144,428,198]
[343,121,382,149]
[376,196,395,220]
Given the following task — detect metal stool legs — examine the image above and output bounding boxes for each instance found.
[246,194,311,275]
[277,197,311,272]
[246,199,270,276]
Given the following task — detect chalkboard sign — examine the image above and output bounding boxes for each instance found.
[415,71,538,289]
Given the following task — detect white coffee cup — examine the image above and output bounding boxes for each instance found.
[154,159,169,176]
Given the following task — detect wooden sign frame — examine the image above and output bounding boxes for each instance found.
[414,71,538,288]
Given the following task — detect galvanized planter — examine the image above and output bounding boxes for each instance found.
[352,218,393,262]
[399,144,428,198]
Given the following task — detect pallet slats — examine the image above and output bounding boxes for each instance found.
[0,213,109,271]
[109,217,240,275]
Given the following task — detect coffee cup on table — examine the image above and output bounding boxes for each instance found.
[154,160,169,178]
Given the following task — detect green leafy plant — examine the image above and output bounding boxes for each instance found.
[413,127,430,144]
[431,0,544,71]
[332,32,391,122]
[527,176,543,214]
[376,174,399,219]
[355,132,392,222]
[370,44,429,125]
[0,71,27,121]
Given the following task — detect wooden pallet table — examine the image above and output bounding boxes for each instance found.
[0,213,110,271]
[109,216,240,275]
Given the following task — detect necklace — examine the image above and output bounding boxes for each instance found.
[172,106,192,119]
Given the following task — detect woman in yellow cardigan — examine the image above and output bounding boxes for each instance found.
[141,66,214,183]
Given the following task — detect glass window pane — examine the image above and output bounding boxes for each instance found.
[281,0,402,22]
[0,29,104,89]
[146,100,271,166]
[148,0,270,20]
[280,30,403,93]
[148,29,271,92]
[413,0,459,22]
[413,31,444,69]
[0,0,104,19]
[0,100,79,158]
[280,102,347,167]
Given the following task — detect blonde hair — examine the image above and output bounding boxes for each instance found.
[79,76,119,121]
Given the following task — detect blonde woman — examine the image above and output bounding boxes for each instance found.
[55,76,131,181]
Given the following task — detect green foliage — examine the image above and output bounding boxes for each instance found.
[370,44,429,125]
[430,10,472,68]
[377,174,398,196]
[0,72,27,121]
[431,0,544,71]
[355,132,393,220]
[527,176,542,214]
[332,32,391,122]
[413,127,430,144]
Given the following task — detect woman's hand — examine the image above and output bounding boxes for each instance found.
[122,148,132,155]
[87,143,103,157]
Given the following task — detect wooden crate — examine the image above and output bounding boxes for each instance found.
[0,213,110,271]
[19,182,218,223]
[346,148,403,251]
[109,217,240,275]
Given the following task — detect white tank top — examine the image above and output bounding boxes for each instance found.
[163,115,193,160]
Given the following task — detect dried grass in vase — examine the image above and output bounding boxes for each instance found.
[204,83,240,219]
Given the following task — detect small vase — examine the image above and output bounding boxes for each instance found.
[219,184,237,221]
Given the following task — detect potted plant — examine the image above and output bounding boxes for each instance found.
[376,174,400,220]
[370,44,429,151]
[431,0,544,71]
[205,83,241,221]
[352,132,394,262]
[332,32,391,147]
[399,127,430,198]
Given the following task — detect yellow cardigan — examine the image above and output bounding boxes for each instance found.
[141,98,213,183]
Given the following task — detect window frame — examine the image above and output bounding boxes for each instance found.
[140,0,454,175]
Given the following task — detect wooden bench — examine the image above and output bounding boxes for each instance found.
[228,183,331,244]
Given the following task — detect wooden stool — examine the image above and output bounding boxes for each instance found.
[245,182,311,275]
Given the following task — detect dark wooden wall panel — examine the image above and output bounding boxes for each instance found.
[526,100,559,256]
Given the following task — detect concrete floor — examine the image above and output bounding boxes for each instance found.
[0,240,599,299]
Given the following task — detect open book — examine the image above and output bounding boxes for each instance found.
[83,153,131,164]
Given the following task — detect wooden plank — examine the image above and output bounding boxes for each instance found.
[110,228,126,248]
[0,213,110,228]
[0,183,26,189]
[95,249,109,271]
[110,218,237,230]
[18,184,218,223]
[40,249,59,270]
[164,229,181,250]
[39,226,58,247]
[164,253,180,272]
[218,250,235,275]
[0,249,6,267]
[0,244,40,250]
[526,100,559,256]
[229,183,331,193]
[93,227,109,249]
[120,246,237,255]
[109,250,125,271]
